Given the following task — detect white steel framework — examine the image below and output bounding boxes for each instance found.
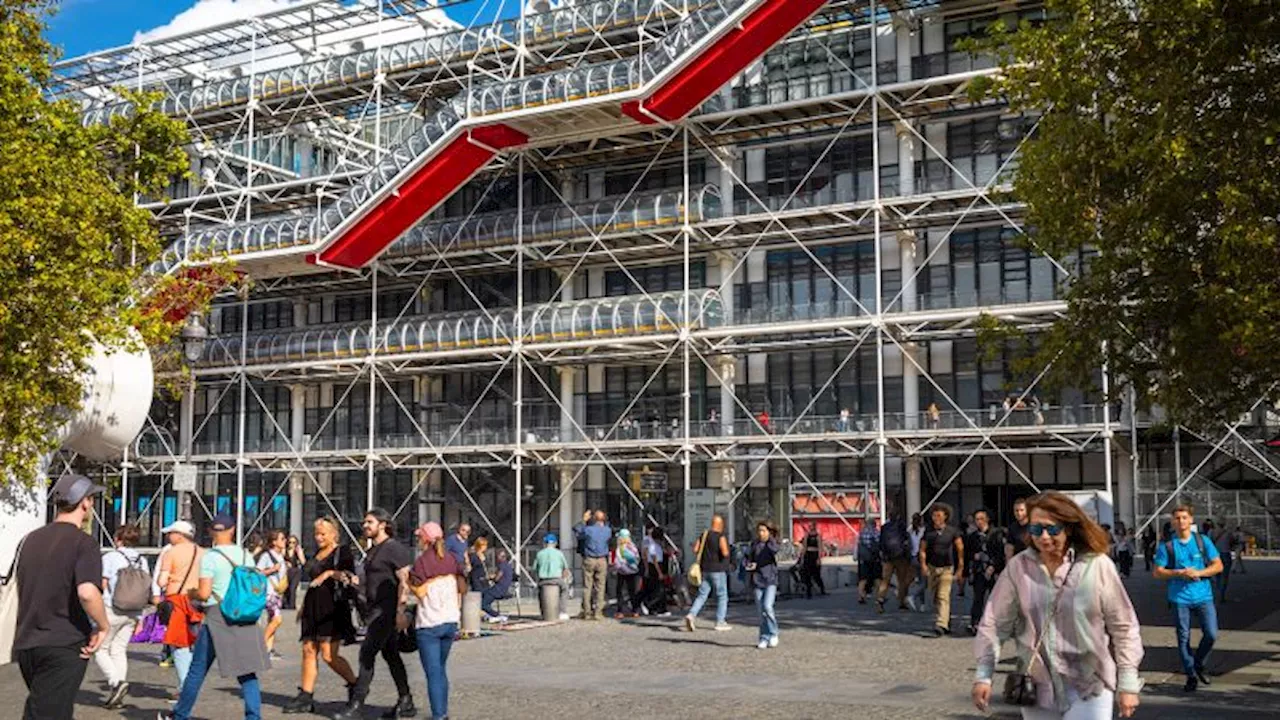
[53,0,1280,564]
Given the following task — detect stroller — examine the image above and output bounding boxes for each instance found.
[641,549,692,613]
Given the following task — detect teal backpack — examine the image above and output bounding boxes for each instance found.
[212,549,268,625]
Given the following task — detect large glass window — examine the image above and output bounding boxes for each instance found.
[603,261,705,297]
[746,135,884,213]
[763,245,870,322]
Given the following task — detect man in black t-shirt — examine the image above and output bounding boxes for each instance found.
[919,503,964,638]
[1005,497,1031,562]
[13,474,110,720]
[335,509,416,720]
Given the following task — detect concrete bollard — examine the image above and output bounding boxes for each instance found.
[462,591,482,635]
[539,583,560,621]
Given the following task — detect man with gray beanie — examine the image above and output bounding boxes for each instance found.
[11,474,110,720]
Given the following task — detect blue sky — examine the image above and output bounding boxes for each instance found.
[46,0,189,58]
[45,0,507,60]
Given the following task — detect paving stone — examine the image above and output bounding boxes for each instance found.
[1,560,1276,718]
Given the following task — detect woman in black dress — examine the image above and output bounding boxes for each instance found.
[468,536,491,592]
[283,517,359,714]
[282,535,307,610]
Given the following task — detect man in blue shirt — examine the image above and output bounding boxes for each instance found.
[445,523,471,571]
[1154,504,1223,693]
[573,510,613,620]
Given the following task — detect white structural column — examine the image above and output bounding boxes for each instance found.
[714,251,737,436]
[558,467,575,556]
[179,377,195,520]
[717,146,737,221]
[289,384,306,541]
[289,299,307,540]
[897,120,922,517]
[558,367,576,442]
[895,13,915,83]
[900,231,919,431]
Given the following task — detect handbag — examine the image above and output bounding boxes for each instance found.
[131,612,168,644]
[0,537,28,666]
[687,531,709,587]
[267,551,289,595]
[157,545,198,626]
[395,609,418,654]
[1003,557,1077,707]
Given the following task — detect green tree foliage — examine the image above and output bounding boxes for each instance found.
[974,0,1280,426]
[0,0,192,482]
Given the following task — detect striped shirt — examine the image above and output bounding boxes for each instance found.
[974,549,1144,712]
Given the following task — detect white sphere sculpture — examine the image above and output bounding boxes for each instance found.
[63,336,155,461]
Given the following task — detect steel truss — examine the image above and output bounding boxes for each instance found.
[57,0,1251,561]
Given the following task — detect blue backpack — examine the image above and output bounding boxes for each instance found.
[213,549,268,625]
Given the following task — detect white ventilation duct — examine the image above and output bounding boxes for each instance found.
[64,339,155,461]
[0,338,154,572]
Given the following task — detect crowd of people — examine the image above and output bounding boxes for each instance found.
[3,472,1258,720]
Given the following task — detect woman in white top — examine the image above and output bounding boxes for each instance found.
[411,522,467,720]
[256,529,290,658]
[98,523,150,708]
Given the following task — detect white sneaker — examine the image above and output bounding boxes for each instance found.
[757,639,768,649]
[714,622,732,632]
[558,613,571,621]
[657,611,672,618]
[906,596,919,612]
[640,604,649,616]
[494,615,508,624]
[768,636,779,648]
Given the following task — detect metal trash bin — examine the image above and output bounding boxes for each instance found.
[539,582,560,621]
[461,591,482,635]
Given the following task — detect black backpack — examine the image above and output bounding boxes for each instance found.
[880,520,910,560]
[1164,533,1209,571]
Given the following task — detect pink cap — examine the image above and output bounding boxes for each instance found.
[416,521,444,543]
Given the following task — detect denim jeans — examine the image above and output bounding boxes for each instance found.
[173,624,261,720]
[688,571,728,624]
[416,624,457,720]
[1174,601,1218,676]
[754,585,778,641]
[173,646,194,691]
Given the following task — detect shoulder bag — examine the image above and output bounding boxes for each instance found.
[1004,556,1077,706]
[686,531,709,587]
[0,537,28,666]
[157,545,198,626]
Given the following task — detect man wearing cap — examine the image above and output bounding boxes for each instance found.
[533,533,570,621]
[12,474,111,720]
[163,513,269,720]
[155,520,205,694]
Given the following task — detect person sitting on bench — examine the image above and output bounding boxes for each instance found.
[481,549,515,623]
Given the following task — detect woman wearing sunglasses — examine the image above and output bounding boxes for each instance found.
[972,492,1144,719]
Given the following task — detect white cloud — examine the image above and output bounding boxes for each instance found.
[134,0,458,45]
[135,0,310,43]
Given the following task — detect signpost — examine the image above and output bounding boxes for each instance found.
[172,463,198,493]
[683,488,716,553]
[630,469,668,494]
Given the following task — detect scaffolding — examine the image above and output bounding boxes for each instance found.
[53,0,1280,570]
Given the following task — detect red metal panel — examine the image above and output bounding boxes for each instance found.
[315,124,528,269]
[622,0,829,124]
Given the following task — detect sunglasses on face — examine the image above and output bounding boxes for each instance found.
[1028,523,1065,538]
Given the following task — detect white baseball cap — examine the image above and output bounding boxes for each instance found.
[161,520,196,539]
